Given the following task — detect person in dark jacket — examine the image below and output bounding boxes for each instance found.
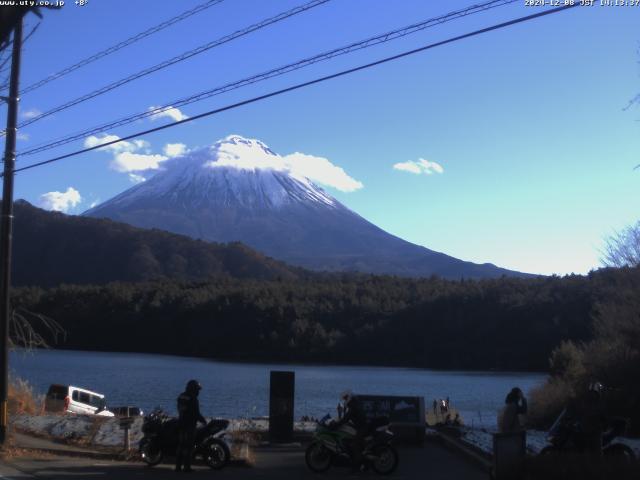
[500,387,528,433]
[333,390,368,472]
[565,382,607,456]
[175,379,206,472]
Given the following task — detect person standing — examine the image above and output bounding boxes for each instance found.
[333,390,368,473]
[567,382,607,456]
[500,387,527,433]
[176,379,206,473]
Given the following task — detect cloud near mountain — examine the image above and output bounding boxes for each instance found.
[38,187,82,213]
[206,135,363,192]
[84,133,361,192]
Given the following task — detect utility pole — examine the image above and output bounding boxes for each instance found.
[0,16,22,446]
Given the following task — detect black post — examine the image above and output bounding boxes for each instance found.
[0,17,23,445]
[268,371,294,443]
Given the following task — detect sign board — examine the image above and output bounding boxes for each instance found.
[355,394,425,442]
[268,371,295,443]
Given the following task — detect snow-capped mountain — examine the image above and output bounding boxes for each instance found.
[84,135,527,279]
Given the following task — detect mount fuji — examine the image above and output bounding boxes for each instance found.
[84,135,526,279]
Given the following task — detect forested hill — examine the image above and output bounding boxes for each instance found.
[15,266,639,372]
[12,200,301,286]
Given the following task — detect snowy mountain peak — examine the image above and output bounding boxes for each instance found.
[204,135,285,173]
[89,136,338,213]
[214,134,277,157]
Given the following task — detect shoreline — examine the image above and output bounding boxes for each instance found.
[11,347,549,376]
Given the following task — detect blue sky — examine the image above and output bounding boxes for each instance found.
[3,0,639,275]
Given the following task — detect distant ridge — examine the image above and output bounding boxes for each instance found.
[12,200,301,287]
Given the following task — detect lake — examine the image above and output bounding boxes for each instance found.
[10,349,546,428]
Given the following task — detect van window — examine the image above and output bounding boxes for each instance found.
[72,390,79,401]
[89,395,104,408]
[78,391,91,404]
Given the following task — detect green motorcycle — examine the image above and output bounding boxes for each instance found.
[305,415,399,475]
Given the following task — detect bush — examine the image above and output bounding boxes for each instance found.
[527,378,573,430]
[8,377,41,415]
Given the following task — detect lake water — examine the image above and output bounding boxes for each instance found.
[10,349,546,428]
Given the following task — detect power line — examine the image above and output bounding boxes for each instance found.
[10,0,331,132]
[1,0,226,96]
[0,22,39,92]
[9,3,579,176]
[19,0,518,157]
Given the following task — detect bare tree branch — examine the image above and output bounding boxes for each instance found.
[9,307,65,350]
[602,221,640,268]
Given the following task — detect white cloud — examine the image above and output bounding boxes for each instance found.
[163,143,188,158]
[17,132,30,141]
[21,109,41,120]
[84,134,149,154]
[206,135,363,193]
[89,200,100,209]
[38,187,82,213]
[84,133,169,174]
[148,105,189,122]
[128,173,147,184]
[284,152,363,192]
[111,152,168,173]
[393,158,444,175]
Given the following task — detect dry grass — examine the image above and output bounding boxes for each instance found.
[228,430,260,466]
[8,377,41,416]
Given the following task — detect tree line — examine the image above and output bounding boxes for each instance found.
[13,266,637,372]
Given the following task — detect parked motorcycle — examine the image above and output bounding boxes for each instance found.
[139,409,231,469]
[539,409,635,462]
[305,414,399,475]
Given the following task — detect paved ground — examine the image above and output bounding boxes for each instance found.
[0,442,488,479]
[10,434,106,456]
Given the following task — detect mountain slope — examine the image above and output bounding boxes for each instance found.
[12,200,300,287]
[85,135,530,279]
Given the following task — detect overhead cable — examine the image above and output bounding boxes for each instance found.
[9,4,579,176]
[11,0,331,131]
[19,0,517,156]
[5,0,227,95]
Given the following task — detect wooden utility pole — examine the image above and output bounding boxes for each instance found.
[0,15,22,445]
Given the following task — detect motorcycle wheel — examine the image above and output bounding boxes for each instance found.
[370,444,399,475]
[203,439,230,470]
[305,442,332,472]
[139,438,163,466]
[604,443,636,464]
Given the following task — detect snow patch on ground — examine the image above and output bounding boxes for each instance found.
[12,414,316,449]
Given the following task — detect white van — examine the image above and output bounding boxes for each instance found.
[45,384,115,417]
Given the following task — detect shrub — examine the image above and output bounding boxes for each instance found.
[527,377,573,430]
[8,377,41,415]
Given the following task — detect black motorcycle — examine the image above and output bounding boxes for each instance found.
[539,409,635,462]
[139,409,231,469]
